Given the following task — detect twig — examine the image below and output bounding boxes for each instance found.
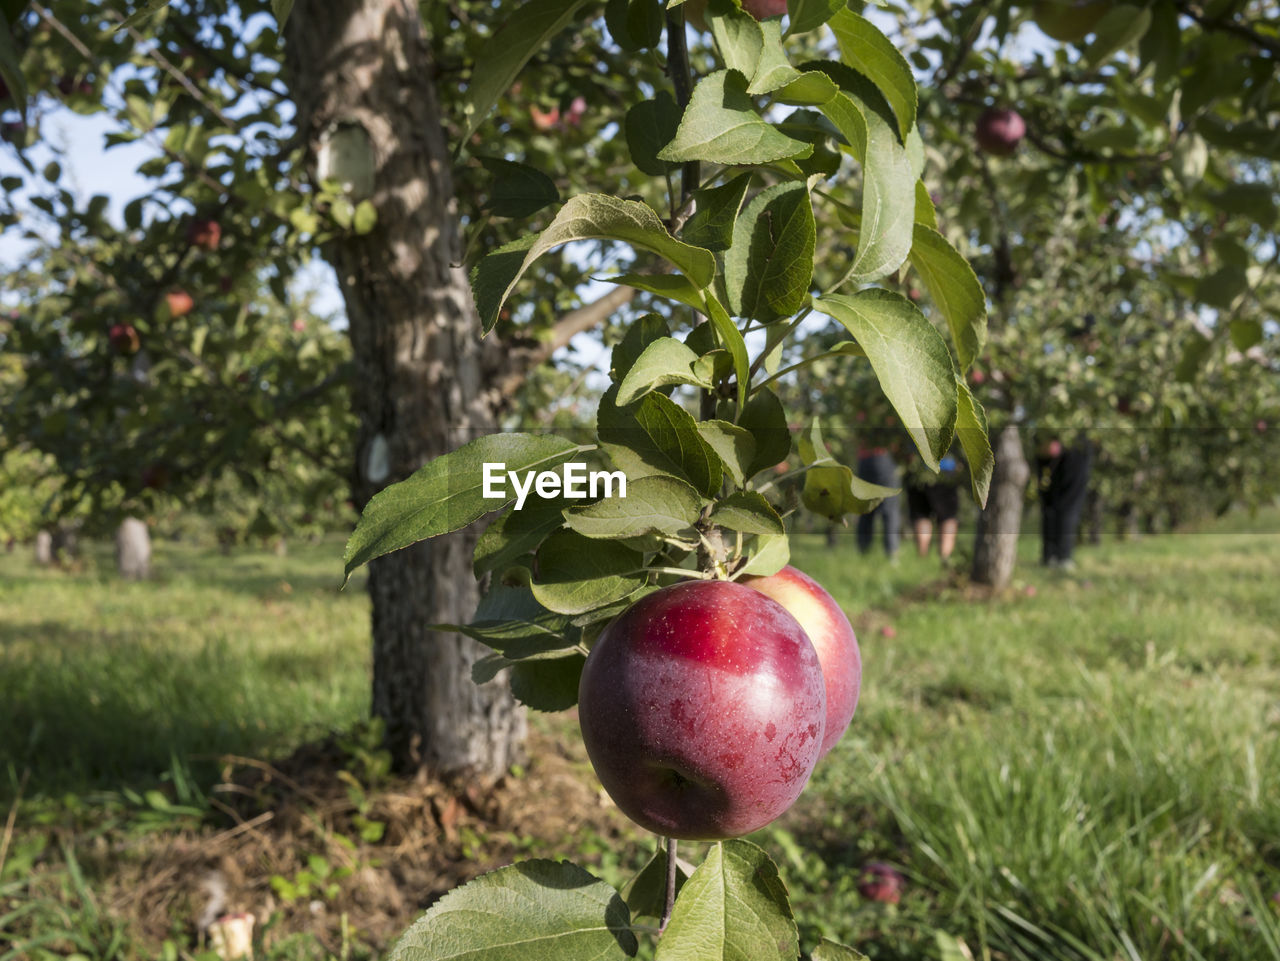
[0,769,29,882]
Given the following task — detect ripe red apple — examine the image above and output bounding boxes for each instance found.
[1032,0,1109,42]
[879,624,896,639]
[857,862,904,904]
[187,217,222,251]
[1256,419,1268,434]
[970,368,986,385]
[741,0,788,19]
[975,107,1026,157]
[291,318,306,332]
[109,323,140,355]
[578,579,826,840]
[165,290,195,318]
[742,565,861,759]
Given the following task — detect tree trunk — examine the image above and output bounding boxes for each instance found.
[34,530,53,566]
[971,423,1030,588]
[1085,487,1104,546]
[116,517,152,579]
[284,0,525,778]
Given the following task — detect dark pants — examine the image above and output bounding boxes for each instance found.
[855,452,900,557]
[1040,444,1094,564]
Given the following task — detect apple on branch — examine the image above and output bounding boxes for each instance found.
[742,565,861,759]
[578,579,826,840]
[976,107,1026,157]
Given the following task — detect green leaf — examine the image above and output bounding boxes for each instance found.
[611,314,672,383]
[954,377,992,509]
[723,181,816,323]
[914,180,938,229]
[113,0,174,32]
[908,224,987,370]
[710,491,784,535]
[474,652,586,712]
[605,0,665,50]
[798,421,898,519]
[343,433,581,582]
[786,0,846,36]
[271,0,294,27]
[625,92,682,176]
[815,77,914,283]
[749,21,803,94]
[623,847,690,920]
[737,533,790,577]
[1229,318,1263,351]
[827,8,917,141]
[816,290,958,470]
[617,338,715,405]
[682,174,752,252]
[473,500,569,577]
[532,530,647,615]
[739,388,792,479]
[1085,4,1153,68]
[812,939,871,960]
[655,839,796,961]
[353,200,378,234]
[697,420,756,487]
[386,859,637,961]
[0,16,27,113]
[472,195,717,333]
[459,0,593,144]
[1175,329,1213,382]
[658,70,813,166]
[608,273,709,313]
[703,295,752,410]
[564,475,704,539]
[479,156,560,219]
[598,387,723,497]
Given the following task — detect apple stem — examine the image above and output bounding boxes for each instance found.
[659,836,678,935]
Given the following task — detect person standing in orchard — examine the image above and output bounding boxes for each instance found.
[905,449,965,564]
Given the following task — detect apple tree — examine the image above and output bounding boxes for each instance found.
[325,0,992,956]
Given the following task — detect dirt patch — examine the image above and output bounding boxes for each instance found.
[18,724,640,958]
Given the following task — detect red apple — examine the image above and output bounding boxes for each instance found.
[741,0,788,19]
[857,862,904,904]
[291,318,306,332]
[578,579,826,840]
[970,369,986,385]
[975,107,1026,157]
[1256,419,1268,434]
[165,290,195,318]
[109,323,140,355]
[880,624,896,639]
[187,217,222,251]
[742,566,861,759]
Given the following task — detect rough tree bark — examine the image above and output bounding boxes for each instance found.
[971,423,1030,588]
[284,0,527,778]
[115,517,152,580]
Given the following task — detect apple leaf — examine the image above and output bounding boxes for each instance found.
[457,0,593,144]
[954,377,993,509]
[532,530,647,615]
[270,0,294,28]
[611,314,672,383]
[658,70,813,166]
[617,338,715,405]
[797,421,898,519]
[827,8,918,141]
[682,174,753,252]
[564,475,704,540]
[474,651,586,712]
[703,295,752,410]
[112,0,175,32]
[0,14,28,111]
[622,846,691,920]
[723,181,816,324]
[811,939,872,960]
[343,433,582,583]
[473,499,569,577]
[914,180,938,229]
[607,273,709,313]
[710,491,784,536]
[908,224,987,371]
[737,533,790,578]
[625,92,682,176]
[739,387,792,480]
[386,859,637,961]
[478,156,560,219]
[697,420,757,488]
[472,196,717,333]
[598,386,723,497]
[815,290,958,471]
[786,0,846,36]
[654,839,797,961]
[437,575,575,659]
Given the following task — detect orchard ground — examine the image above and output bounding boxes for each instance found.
[2,513,1279,961]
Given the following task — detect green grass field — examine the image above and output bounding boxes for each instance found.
[2,515,1279,960]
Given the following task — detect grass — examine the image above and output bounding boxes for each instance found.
[2,514,1279,960]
